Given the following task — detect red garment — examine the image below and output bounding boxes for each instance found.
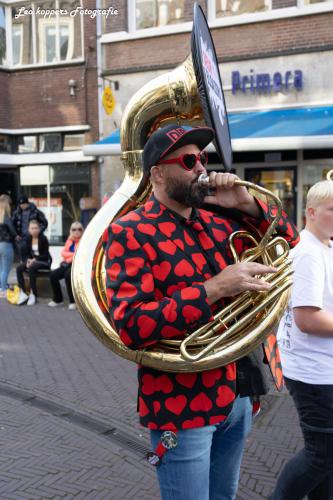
[103,194,299,430]
[61,238,80,264]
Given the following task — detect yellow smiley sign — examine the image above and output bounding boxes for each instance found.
[102,87,115,115]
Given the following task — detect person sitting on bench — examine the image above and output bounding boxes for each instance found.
[16,219,52,305]
[48,222,84,310]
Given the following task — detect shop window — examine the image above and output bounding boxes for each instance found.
[63,133,85,151]
[20,163,91,244]
[50,163,90,183]
[136,0,185,29]
[39,133,62,153]
[216,0,269,18]
[245,167,297,223]
[17,135,38,153]
[0,5,6,65]
[0,134,11,153]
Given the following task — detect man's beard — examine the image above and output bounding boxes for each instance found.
[165,176,209,208]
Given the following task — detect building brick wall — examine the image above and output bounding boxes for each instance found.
[85,66,99,145]
[0,71,10,128]
[8,66,87,128]
[103,12,333,73]
[0,0,99,140]
[102,0,127,33]
[213,13,333,62]
[82,0,99,143]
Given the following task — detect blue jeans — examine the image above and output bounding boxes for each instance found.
[272,377,333,500]
[0,242,14,291]
[150,396,252,500]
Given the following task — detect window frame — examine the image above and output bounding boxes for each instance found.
[39,133,63,153]
[63,132,85,151]
[11,131,86,154]
[101,0,333,43]
[134,0,186,31]
[17,134,38,153]
[0,4,8,65]
[0,134,13,153]
[11,21,22,64]
[0,0,84,69]
[215,0,271,19]
[38,16,74,64]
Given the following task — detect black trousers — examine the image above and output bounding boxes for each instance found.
[16,261,50,296]
[271,377,333,500]
[16,237,29,262]
[50,263,74,303]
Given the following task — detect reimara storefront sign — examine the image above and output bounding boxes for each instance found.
[232,69,303,94]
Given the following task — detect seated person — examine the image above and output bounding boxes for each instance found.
[48,222,84,310]
[17,220,52,305]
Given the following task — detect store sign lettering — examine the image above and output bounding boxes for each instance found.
[232,70,303,94]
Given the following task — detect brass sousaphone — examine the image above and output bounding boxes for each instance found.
[72,5,293,372]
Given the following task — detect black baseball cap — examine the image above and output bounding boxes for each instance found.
[18,195,29,204]
[143,125,214,173]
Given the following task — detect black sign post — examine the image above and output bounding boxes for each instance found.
[191,3,232,171]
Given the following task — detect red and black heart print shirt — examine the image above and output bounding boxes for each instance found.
[102,194,299,431]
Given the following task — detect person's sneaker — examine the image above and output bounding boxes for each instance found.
[0,290,6,298]
[27,293,36,306]
[17,290,29,305]
[68,303,77,311]
[48,300,64,307]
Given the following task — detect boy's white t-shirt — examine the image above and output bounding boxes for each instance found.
[277,229,333,385]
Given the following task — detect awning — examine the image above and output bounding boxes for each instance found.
[83,105,333,156]
[230,105,333,151]
[83,130,122,156]
[0,151,95,166]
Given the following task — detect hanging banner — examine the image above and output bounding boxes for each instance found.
[191,4,232,170]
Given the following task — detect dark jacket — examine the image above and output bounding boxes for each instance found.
[12,203,48,237]
[0,216,17,243]
[26,233,52,265]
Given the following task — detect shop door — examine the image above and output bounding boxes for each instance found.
[245,167,297,224]
[0,170,19,205]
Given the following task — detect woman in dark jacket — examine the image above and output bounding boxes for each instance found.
[12,195,48,262]
[16,219,52,305]
[0,196,16,297]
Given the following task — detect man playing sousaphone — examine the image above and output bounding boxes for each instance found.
[103,124,299,500]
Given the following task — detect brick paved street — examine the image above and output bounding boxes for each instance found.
[0,298,302,499]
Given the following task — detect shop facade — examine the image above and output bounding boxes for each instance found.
[0,126,96,244]
[0,0,99,246]
[222,50,333,229]
[94,0,333,229]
